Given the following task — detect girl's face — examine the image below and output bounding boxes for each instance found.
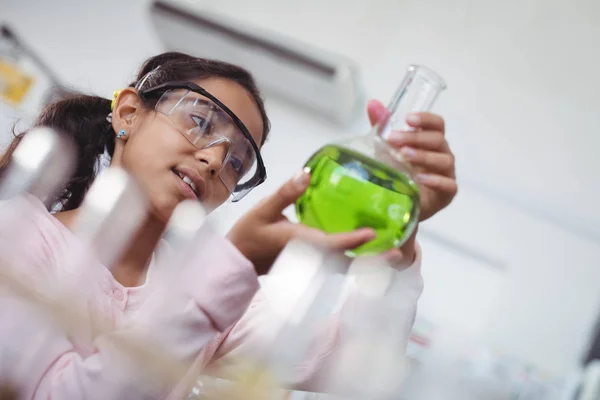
[111,77,264,222]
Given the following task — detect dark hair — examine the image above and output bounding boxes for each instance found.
[0,52,270,211]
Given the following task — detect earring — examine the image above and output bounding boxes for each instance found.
[117,130,127,139]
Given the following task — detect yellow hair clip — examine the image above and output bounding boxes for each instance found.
[110,89,122,111]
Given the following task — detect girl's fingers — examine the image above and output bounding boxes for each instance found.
[405,112,445,132]
[399,148,455,175]
[417,174,458,194]
[387,130,448,151]
[294,226,376,251]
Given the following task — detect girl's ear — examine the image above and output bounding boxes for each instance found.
[111,88,143,140]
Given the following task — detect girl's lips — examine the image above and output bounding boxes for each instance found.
[172,167,206,201]
[173,170,198,200]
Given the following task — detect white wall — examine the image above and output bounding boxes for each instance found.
[2,0,600,378]
[196,0,600,240]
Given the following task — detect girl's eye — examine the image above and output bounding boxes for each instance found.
[191,115,213,133]
[229,156,244,174]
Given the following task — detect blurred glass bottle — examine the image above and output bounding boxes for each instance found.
[296,65,446,256]
[187,240,351,400]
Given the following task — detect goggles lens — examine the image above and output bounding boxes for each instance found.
[156,89,261,200]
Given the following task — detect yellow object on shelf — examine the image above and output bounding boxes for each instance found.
[0,59,35,105]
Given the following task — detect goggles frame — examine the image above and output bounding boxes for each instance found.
[138,81,267,201]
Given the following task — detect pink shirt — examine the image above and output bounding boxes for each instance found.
[0,196,423,399]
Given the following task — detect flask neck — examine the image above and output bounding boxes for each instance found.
[372,65,446,140]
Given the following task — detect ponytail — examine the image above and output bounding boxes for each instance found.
[0,94,114,211]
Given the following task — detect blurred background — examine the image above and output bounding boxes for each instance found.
[1,0,599,397]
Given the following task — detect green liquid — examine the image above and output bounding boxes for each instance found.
[295,145,420,256]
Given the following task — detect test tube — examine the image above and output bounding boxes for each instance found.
[263,240,352,380]
[71,167,148,269]
[375,65,447,141]
[0,127,76,205]
[191,240,352,399]
[163,200,208,252]
[0,126,75,286]
[151,199,208,290]
[0,127,75,394]
[326,257,410,399]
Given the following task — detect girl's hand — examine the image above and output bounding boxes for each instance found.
[368,99,457,222]
[227,172,376,276]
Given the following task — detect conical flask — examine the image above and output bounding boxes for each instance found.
[296,65,446,256]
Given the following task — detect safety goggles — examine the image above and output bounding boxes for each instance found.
[138,81,266,202]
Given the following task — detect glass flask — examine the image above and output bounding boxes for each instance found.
[296,65,447,256]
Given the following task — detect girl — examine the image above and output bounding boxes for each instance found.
[0,52,456,398]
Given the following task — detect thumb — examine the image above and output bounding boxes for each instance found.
[367,99,390,126]
[257,170,311,219]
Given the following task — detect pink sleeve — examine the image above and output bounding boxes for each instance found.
[204,245,424,391]
[0,198,258,399]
